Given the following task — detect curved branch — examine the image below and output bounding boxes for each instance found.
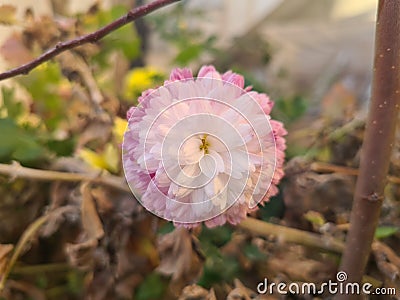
[0,0,180,81]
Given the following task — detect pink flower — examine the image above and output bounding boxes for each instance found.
[123,65,286,227]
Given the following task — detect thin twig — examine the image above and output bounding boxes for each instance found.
[0,0,180,81]
[238,217,344,254]
[0,206,78,292]
[310,162,359,176]
[0,162,130,192]
[310,161,400,185]
[11,263,71,275]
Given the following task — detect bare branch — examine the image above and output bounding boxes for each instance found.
[310,161,400,185]
[0,162,130,192]
[239,217,344,254]
[0,0,180,81]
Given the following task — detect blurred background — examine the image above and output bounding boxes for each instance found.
[0,0,377,102]
[2,1,399,300]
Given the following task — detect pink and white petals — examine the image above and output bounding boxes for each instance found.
[122,65,287,227]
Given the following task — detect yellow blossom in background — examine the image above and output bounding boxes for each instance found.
[79,143,119,173]
[123,67,164,99]
[17,113,43,129]
[113,117,127,143]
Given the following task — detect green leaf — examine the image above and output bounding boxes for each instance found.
[315,146,332,162]
[0,118,47,164]
[304,210,326,227]
[18,62,64,131]
[174,43,202,65]
[35,274,48,289]
[243,244,266,261]
[136,273,166,300]
[375,226,399,239]
[197,225,239,288]
[199,225,233,247]
[157,222,175,235]
[46,138,75,157]
[273,95,308,123]
[1,87,23,118]
[258,191,285,221]
[67,271,84,295]
[198,254,240,288]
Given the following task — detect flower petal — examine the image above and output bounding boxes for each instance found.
[169,67,193,81]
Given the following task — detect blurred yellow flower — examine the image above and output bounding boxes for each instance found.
[17,113,43,128]
[113,117,127,143]
[123,67,164,99]
[79,143,119,173]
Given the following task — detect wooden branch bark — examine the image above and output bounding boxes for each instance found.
[336,1,400,298]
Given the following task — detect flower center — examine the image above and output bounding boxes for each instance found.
[199,135,210,154]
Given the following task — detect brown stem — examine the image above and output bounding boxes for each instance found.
[310,162,359,176]
[310,161,400,185]
[336,1,400,298]
[238,218,344,254]
[0,162,130,192]
[0,0,180,81]
[11,263,71,275]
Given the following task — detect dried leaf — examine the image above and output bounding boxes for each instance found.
[178,284,216,300]
[90,186,114,214]
[80,183,104,240]
[0,206,76,290]
[284,158,354,228]
[64,184,105,271]
[115,217,159,281]
[0,5,16,25]
[57,51,104,104]
[76,120,112,150]
[372,241,400,281]
[24,15,60,48]
[40,202,79,238]
[230,279,258,299]
[115,273,142,299]
[5,280,46,300]
[0,244,13,274]
[221,233,253,270]
[264,245,336,282]
[65,238,99,270]
[84,269,114,300]
[156,227,203,294]
[0,33,33,66]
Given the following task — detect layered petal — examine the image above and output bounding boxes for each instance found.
[122,65,287,228]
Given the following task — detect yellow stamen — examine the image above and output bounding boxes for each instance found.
[199,135,210,154]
